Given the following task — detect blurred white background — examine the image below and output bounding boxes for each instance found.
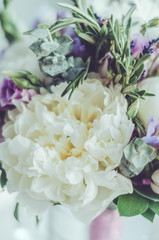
[1,0,159,240]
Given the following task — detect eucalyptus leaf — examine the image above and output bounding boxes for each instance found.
[24,28,49,39]
[61,57,91,99]
[61,57,86,82]
[40,55,71,76]
[118,192,149,217]
[29,40,59,59]
[55,35,73,55]
[123,138,156,175]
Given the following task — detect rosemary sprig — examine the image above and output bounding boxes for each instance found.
[61,57,91,99]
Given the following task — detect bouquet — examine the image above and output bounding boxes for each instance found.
[1,0,159,224]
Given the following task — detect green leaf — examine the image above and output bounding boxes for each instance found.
[3,70,41,86]
[61,57,91,99]
[135,186,159,202]
[142,208,155,222]
[55,35,73,55]
[58,3,100,31]
[40,56,74,77]
[132,54,151,75]
[134,117,146,135]
[11,77,39,90]
[50,17,99,34]
[74,0,87,11]
[0,10,20,43]
[123,138,156,175]
[74,29,96,45]
[109,17,122,54]
[127,98,140,119]
[4,0,12,8]
[24,28,49,39]
[118,192,149,217]
[122,5,136,26]
[14,203,19,222]
[36,216,40,225]
[29,40,59,59]
[148,17,159,28]
[132,64,145,81]
[0,162,7,189]
[150,201,159,215]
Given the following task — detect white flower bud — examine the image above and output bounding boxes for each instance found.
[151,169,159,194]
[138,77,159,128]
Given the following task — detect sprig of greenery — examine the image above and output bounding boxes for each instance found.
[61,57,91,99]
[71,0,87,11]
[141,17,159,35]
[58,3,100,32]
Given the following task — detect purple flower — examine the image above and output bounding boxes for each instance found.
[0,78,37,111]
[65,27,87,59]
[57,11,88,59]
[131,34,149,58]
[143,117,159,148]
[98,52,114,79]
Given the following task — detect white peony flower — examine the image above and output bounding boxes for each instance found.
[0,78,134,222]
[138,77,159,129]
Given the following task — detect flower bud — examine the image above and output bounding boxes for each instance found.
[123,85,136,94]
[127,99,140,119]
[151,169,159,194]
[148,18,159,28]
[11,77,39,90]
[3,70,41,86]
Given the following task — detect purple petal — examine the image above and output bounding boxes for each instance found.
[146,117,159,136]
[0,78,37,111]
[143,136,159,148]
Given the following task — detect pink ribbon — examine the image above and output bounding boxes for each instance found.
[90,210,124,240]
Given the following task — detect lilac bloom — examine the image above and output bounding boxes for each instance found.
[65,27,87,59]
[57,11,88,59]
[0,78,37,111]
[143,117,159,148]
[131,34,149,58]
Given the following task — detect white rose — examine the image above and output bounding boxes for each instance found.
[0,37,44,83]
[0,78,134,222]
[138,77,159,128]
